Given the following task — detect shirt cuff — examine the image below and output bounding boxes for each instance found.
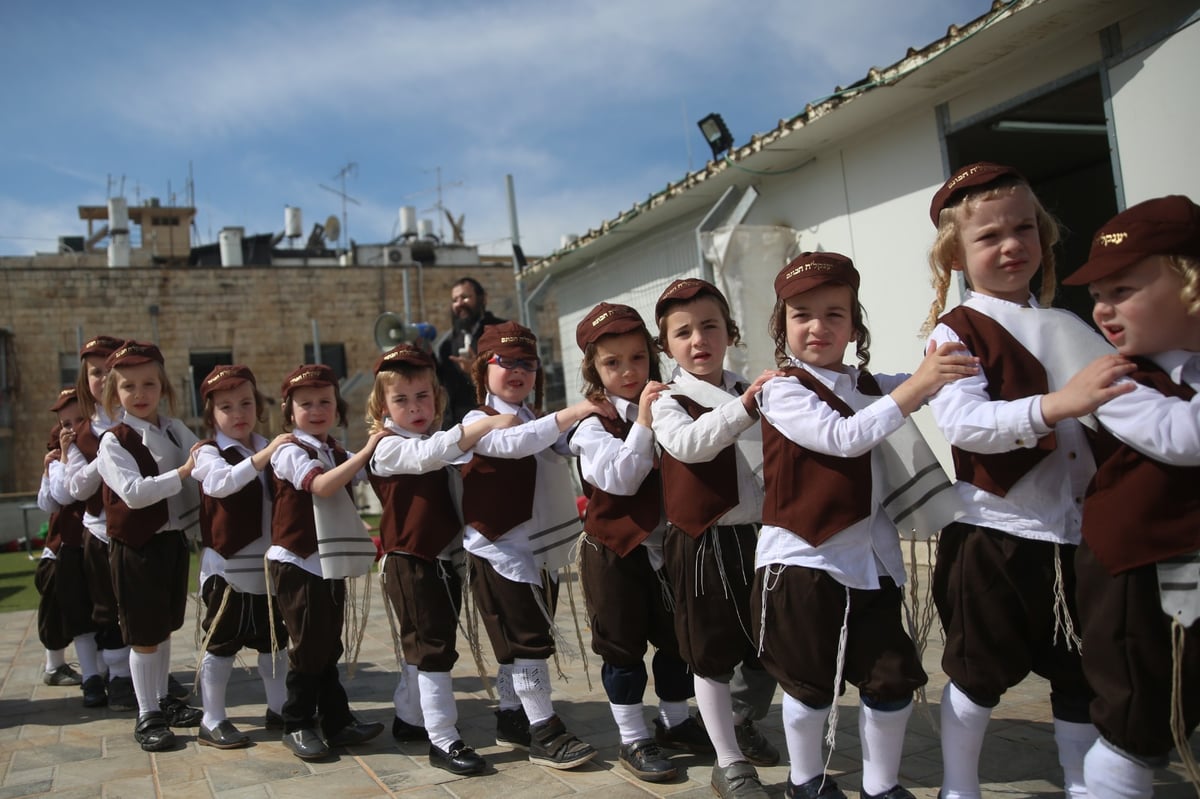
[718,395,756,432]
[999,395,1045,448]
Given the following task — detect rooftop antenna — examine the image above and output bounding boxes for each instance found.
[319,161,359,252]
[419,166,462,240]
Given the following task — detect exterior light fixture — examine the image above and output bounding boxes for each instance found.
[697,113,734,159]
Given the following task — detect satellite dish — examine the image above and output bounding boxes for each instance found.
[372,312,438,352]
[324,215,341,244]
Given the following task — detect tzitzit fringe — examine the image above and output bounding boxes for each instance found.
[460,558,495,700]
[1169,619,1200,794]
[756,564,785,656]
[906,535,939,734]
[823,587,852,770]
[192,580,206,650]
[192,581,233,692]
[1051,543,1082,652]
[342,572,372,679]
[562,563,592,691]
[264,554,283,678]
[702,527,756,648]
[378,560,406,672]
[533,570,576,682]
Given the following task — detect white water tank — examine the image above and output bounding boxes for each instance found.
[219,227,245,267]
[399,206,417,237]
[108,197,129,232]
[285,206,303,238]
[560,233,579,249]
[107,232,131,267]
[418,219,435,239]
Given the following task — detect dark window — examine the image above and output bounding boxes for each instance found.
[303,343,347,381]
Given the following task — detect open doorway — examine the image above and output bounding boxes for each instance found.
[945,71,1117,323]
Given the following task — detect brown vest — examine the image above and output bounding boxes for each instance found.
[368,432,461,561]
[578,414,662,557]
[761,368,881,546]
[460,406,538,541]
[45,501,86,553]
[74,419,105,517]
[660,393,739,539]
[940,305,1056,496]
[198,439,265,558]
[102,425,170,549]
[269,437,351,558]
[1083,358,1199,575]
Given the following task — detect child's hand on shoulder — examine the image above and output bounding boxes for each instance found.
[1041,353,1136,425]
[177,452,196,481]
[741,369,784,416]
[893,341,980,415]
[556,397,616,431]
[638,381,669,426]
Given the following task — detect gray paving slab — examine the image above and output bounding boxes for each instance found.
[0,569,1196,798]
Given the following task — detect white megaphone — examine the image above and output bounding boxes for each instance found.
[373,312,438,353]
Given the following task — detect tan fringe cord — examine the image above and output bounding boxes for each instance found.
[823,587,851,758]
[562,564,592,692]
[378,564,406,671]
[906,536,939,734]
[265,554,283,678]
[192,582,234,691]
[342,572,372,680]
[1169,619,1200,794]
[461,558,495,700]
[1051,543,1082,652]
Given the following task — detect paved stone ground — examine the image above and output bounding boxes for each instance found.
[1,569,1196,798]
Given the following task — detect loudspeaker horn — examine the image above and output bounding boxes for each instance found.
[372,312,438,352]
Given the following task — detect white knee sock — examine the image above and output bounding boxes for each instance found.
[393,664,423,725]
[860,703,912,795]
[695,675,741,768]
[258,651,287,714]
[1084,739,1154,799]
[45,648,66,671]
[512,658,555,725]
[418,670,460,751]
[610,702,650,744]
[782,694,827,785]
[496,663,521,711]
[200,653,234,728]
[103,646,131,679]
[658,699,691,729]
[940,682,991,799]
[1055,718,1100,799]
[73,634,100,681]
[129,648,161,715]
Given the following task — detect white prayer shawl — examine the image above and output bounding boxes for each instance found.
[1159,552,1200,626]
[876,420,965,542]
[527,448,584,573]
[222,536,271,594]
[312,446,376,579]
[142,417,202,537]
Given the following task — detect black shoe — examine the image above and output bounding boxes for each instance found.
[618,738,677,782]
[734,718,780,767]
[198,719,250,750]
[528,714,596,770]
[106,676,136,711]
[391,716,429,742]
[283,728,329,760]
[134,711,176,752]
[326,720,385,748]
[653,715,715,755]
[43,664,83,686]
[264,709,285,730]
[785,774,848,799]
[495,707,531,750]
[167,674,189,699]
[81,675,107,708]
[159,695,202,727]
[429,739,486,775]
[862,787,916,799]
[712,761,769,798]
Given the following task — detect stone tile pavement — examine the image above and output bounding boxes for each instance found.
[1,570,1196,798]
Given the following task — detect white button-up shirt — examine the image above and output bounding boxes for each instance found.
[193,430,272,585]
[65,408,118,543]
[1093,349,1200,466]
[96,413,199,534]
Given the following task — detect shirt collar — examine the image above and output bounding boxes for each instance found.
[964,288,1040,309]
[794,358,856,392]
[215,429,262,454]
[1150,349,1198,383]
[292,429,329,450]
[485,393,531,418]
[669,365,740,394]
[383,418,428,439]
[605,391,639,422]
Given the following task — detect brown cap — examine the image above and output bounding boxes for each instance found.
[477,321,538,360]
[374,343,435,375]
[49,387,78,413]
[929,161,1025,226]
[200,364,257,401]
[575,303,646,351]
[654,278,727,321]
[281,364,337,399]
[1063,195,1200,285]
[79,335,123,360]
[104,340,163,371]
[774,252,860,300]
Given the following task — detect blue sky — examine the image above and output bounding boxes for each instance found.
[1,0,994,258]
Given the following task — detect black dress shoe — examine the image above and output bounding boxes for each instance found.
[283,728,329,760]
[198,719,251,749]
[159,696,202,727]
[134,711,176,752]
[81,675,107,708]
[167,674,189,699]
[785,774,848,799]
[619,739,677,782]
[391,716,429,742]
[326,720,385,748]
[429,740,486,775]
[264,709,285,730]
[862,786,916,799]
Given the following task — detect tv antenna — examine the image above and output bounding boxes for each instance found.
[405,166,462,241]
[319,161,360,251]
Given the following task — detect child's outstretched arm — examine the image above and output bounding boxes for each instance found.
[458,413,520,451]
[1039,353,1136,426]
[889,341,980,416]
[309,430,387,497]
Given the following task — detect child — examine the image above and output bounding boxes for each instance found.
[923,163,1133,798]
[191,365,291,749]
[650,278,781,799]
[1060,195,1200,797]
[268,364,386,760]
[64,335,135,710]
[568,302,696,783]
[95,341,204,751]
[367,343,517,776]
[34,389,95,692]
[755,253,978,799]
[460,320,609,770]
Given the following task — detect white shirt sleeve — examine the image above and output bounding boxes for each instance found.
[471,413,561,459]
[371,426,470,476]
[651,392,755,463]
[758,375,905,458]
[97,433,184,509]
[1094,380,1200,465]
[46,460,74,506]
[569,416,654,495]
[37,473,61,513]
[65,443,101,501]
[193,443,260,498]
[926,323,1050,452]
[269,441,323,491]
